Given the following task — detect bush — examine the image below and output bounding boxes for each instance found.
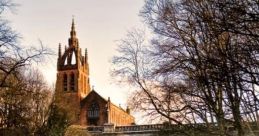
[64,125,91,136]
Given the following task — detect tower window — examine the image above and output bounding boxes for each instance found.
[64,56,68,65]
[63,74,67,91]
[70,73,75,91]
[71,51,76,65]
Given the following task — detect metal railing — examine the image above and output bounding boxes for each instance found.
[87,126,104,132]
[115,124,165,132]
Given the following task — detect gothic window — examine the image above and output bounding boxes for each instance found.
[63,74,67,91]
[64,56,68,65]
[71,51,76,65]
[88,102,100,118]
[87,102,100,126]
[70,73,75,91]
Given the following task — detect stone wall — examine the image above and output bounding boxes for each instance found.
[109,103,134,126]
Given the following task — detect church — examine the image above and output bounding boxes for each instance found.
[54,19,135,126]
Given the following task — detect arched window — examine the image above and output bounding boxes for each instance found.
[88,102,99,118]
[64,56,68,65]
[70,73,75,91]
[63,74,67,91]
[71,51,76,65]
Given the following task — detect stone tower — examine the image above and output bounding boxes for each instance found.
[55,19,91,124]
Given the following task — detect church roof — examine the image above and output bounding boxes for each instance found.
[80,90,106,105]
[80,90,129,114]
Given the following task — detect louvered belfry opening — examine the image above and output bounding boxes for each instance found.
[70,72,75,91]
[63,74,68,91]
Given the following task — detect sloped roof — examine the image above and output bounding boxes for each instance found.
[80,90,129,114]
[80,90,106,104]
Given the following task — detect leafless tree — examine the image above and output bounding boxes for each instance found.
[112,0,259,136]
[0,0,52,88]
[0,0,54,135]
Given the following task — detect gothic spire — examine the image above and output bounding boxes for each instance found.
[70,18,76,38]
[69,17,78,47]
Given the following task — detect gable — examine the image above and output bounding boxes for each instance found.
[80,90,107,107]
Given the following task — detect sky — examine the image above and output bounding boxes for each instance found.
[6,0,145,122]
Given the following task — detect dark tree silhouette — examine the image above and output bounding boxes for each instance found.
[0,0,54,135]
[112,0,259,136]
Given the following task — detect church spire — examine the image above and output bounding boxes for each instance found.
[70,18,76,38]
[68,17,78,47]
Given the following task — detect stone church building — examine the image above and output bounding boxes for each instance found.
[55,19,135,126]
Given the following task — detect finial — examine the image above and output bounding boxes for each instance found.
[92,85,95,90]
[126,106,131,114]
[85,48,87,54]
[85,48,88,62]
[58,43,61,58]
[85,48,88,57]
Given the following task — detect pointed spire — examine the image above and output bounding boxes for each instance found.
[70,17,76,38]
[72,17,75,30]
[69,17,78,48]
[58,43,62,58]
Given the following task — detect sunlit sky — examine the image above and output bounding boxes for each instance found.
[6,0,145,122]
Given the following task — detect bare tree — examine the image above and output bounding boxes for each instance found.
[112,29,194,126]
[0,0,52,88]
[112,0,259,136]
[0,0,54,135]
